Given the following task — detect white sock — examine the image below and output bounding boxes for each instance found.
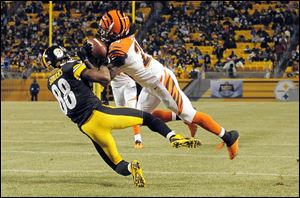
[127,163,132,173]
[134,134,142,142]
[171,112,177,121]
[218,127,226,137]
[166,131,176,140]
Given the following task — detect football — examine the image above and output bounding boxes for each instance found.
[87,38,107,59]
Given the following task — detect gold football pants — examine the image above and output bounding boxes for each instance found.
[81,105,143,170]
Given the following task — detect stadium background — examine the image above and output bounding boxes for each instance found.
[1,1,299,197]
[1,1,299,101]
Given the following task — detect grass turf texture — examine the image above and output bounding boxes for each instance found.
[1,101,299,197]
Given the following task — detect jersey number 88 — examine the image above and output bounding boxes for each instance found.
[51,78,77,114]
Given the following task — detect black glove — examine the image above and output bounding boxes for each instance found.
[77,41,93,61]
[77,47,88,61]
[83,40,92,55]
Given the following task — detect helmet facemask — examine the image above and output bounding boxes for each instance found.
[98,20,119,43]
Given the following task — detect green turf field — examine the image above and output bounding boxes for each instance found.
[1,101,299,197]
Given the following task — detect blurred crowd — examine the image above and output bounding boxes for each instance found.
[142,1,299,78]
[1,1,299,80]
[1,1,150,78]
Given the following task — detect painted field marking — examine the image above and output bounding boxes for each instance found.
[1,169,298,177]
[1,150,298,159]
[1,140,299,147]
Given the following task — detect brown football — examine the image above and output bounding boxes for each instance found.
[87,38,107,59]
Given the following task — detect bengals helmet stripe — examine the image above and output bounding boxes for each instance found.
[122,11,130,34]
[99,10,130,42]
[116,10,124,34]
[102,16,109,29]
[105,12,113,28]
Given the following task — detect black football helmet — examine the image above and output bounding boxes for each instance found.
[42,45,72,69]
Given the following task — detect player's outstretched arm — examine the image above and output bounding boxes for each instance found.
[81,66,111,86]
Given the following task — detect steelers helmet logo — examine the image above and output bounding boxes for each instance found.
[53,48,64,59]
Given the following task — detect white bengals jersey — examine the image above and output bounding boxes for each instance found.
[108,36,162,88]
[111,72,135,88]
[108,36,197,123]
[111,72,137,108]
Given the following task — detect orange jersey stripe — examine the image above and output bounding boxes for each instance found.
[163,71,183,115]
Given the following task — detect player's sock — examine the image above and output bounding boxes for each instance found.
[151,109,180,122]
[133,125,140,134]
[134,133,142,142]
[115,160,131,176]
[132,125,142,142]
[220,130,231,142]
[192,112,225,136]
[142,111,173,138]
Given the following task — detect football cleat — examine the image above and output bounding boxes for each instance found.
[134,140,144,149]
[170,134,202,148]
[217,130,239,160]
[130,160,146,187]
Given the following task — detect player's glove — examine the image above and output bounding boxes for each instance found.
[77,41,93,61]
[83,40,93,55]
[77,47,88,61]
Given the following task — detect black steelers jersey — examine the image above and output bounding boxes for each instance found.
[47,60,102,127]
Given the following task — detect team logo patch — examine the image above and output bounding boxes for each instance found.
[274,80,296,101]
[218,81,235,97]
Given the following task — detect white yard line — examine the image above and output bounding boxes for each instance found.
[1,169,298,177]
[1,150,298,159]
[1,140,299,147]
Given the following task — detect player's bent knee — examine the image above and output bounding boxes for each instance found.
[142,111,155,126]
[114,160,131,176]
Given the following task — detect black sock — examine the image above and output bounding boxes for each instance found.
[142,111,172,138]
[115,160,131,176]
[221,131,231,144]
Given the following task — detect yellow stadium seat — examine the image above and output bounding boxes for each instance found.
[162,15,171,21]
[169,2,185,8]
[42,3,49,11]
[253,24,265,30]
[285,67,293,73]
[185,43,193,49]
[71,13,81,18]
[235,30,252,41]
[52,11,61,19]
[8,21,15,26]
[138,7,151,20]
[10,65,18,72]
[198,46,213,54]
[190,1,201,7]
[30,72,38,79]
[27,13,38,18]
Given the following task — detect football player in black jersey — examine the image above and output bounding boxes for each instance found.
[42,45,202,187]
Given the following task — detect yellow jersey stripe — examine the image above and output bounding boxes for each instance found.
[73,63,86,80]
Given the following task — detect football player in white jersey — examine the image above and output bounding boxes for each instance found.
[111,73,144,149]
[91,10,239,160]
